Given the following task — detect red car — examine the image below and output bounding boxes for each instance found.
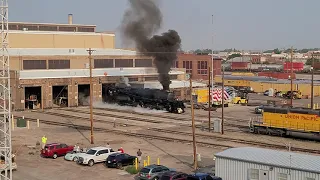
[41,143,74,159]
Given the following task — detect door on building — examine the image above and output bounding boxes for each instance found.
[259,170,269,180]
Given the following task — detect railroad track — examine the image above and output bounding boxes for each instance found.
[15,115,320,154]
[60,108,248,129]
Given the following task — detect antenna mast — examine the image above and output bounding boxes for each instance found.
[0,0,13,179]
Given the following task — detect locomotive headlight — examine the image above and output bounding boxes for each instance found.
[177,108,183,114]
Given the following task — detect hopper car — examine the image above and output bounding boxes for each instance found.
[103,86,185,114]
[249,106,320,141]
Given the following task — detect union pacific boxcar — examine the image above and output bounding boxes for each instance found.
[249,106,320,141]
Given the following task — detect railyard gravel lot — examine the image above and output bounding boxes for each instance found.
[11,94,320,180]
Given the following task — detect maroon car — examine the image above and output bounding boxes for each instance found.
[41,143,74,159]
[160,171,188,180]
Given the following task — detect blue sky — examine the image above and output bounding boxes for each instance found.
[10,0,320,51]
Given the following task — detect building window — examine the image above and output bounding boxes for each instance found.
[18,25,38,31]
[8,25,18,30]
[248,169,259,180]
[175,61,179,68]
[39,26,58,31]
[145,77,158,81]
[115,59,133,68]
[23,60,46,70]
[48,60,70,69]
[94,59,114,68]
[59,26,76,32]
[197,61,208,75]
[135,59,153,67]
[183,61,192,74]
[170,75,178,80]
[128,77,138,82]
[278,173,288,180]
[78,27,95,32]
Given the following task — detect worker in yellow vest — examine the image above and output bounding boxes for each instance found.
[41,135,47,149]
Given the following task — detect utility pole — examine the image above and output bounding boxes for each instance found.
[211,15,215,87]
[208,67,211,132]
[189,77,197,170]
[87,48,95,144]
[221,66,225,135]
[311,53,314,109]
[290,47,293,107]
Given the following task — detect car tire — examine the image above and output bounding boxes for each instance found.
[73,157,78,162]
[88,160,94,167]
[116,162,122,169]
[53,153,58,159]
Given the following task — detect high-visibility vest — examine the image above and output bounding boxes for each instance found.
[42,137,47,144]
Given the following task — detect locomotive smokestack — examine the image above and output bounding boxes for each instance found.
[121,0,181,91]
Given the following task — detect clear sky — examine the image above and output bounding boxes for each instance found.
[10,0,320,51]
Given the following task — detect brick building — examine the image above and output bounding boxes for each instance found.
[174,53,222,80]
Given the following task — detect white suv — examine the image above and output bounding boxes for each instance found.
[76,147,119,166]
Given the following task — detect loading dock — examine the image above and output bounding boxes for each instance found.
[52,85,68,107]
[24,86,42,110]
[78,84,90,106]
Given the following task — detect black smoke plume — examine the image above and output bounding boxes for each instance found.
[121,0,181,91]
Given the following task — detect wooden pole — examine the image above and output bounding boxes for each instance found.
[208,67,211,132]
[87,48,95,144]
[189,77,197,170]
[311,53,314,109]
[221,66,224,135]
[290,47,293,107]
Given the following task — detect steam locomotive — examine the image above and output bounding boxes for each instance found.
[103,86,185,114]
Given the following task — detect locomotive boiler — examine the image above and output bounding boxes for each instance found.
[103,86,185,114]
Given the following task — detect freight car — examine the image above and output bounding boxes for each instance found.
[249,106,320,141]
[103,86,185,114]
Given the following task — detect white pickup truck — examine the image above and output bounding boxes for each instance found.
[76,147,119,167]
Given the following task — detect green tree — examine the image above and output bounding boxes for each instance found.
[273,48,281,54]
[306,58,320,65]
[227,53,242,60]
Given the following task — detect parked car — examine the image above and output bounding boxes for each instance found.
[41,143,74,159]
[137,164,172,180]
[106,152,136,168]
[77,147,119,167]
[187,173,222,180]
[64,150,87,162]
[160,171,188,180]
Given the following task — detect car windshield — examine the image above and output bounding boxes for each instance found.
[86,149,97,155]
[140,168,150,173]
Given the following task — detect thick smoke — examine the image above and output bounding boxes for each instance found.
[121,0,181,90]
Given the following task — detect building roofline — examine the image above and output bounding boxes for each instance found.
[8,30,115,36]
[9,21,96,27]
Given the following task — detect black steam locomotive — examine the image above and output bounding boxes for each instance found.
[103,86,185,114]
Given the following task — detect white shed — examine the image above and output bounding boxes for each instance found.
[214,147,320,180]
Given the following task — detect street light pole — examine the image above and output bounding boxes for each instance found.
[208,67,211,132]
[211,15,214,88]
[87,48,95,144]
[221,66,224,135]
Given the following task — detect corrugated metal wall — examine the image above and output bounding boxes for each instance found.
[215,157,320,180]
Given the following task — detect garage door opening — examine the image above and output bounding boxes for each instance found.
[102,83,115,102]
[25,86,42,110]
[52,85,68,107]
[78,84,90,106]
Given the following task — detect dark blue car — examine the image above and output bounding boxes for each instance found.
[187,173,222,180]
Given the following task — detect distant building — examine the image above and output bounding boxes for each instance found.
[175,53,222,80]
[215,147,320,180]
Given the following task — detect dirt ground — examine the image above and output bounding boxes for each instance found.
[11,122,219,180]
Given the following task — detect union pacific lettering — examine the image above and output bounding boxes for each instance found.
[284,113,318,121]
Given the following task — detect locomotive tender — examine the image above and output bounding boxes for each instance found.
[250,106,320,141]
[103,85,185,114]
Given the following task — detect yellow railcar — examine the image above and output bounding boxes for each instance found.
[250,106,320,141]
